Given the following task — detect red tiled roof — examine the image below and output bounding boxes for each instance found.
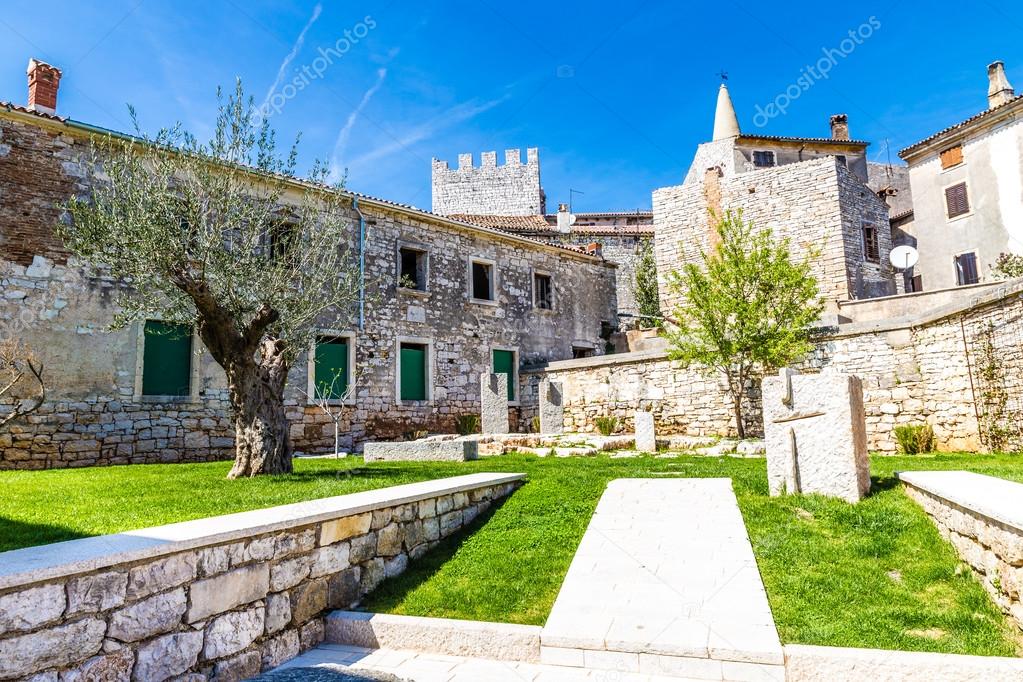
[899,94,1023,157]
[447,214,552,231]
[0,100,67,122]
[737,133,869,147]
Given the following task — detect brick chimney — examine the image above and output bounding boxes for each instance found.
[987,61,1015,109]
[830,114,849,141]
[27,59,62,115]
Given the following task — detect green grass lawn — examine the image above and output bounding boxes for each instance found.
[1,451,1020,656]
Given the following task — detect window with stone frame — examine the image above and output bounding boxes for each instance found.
[470,259,496,301]
[945,182,970,219]
[955,252,979,286]
[534,272,553,310]
[940,145,964,170]
[398,246,428,291]
[861,222,880,263]
[752,150,776,168]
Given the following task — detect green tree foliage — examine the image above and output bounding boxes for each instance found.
[60,81,361,477]
[992,253,1023,279]
[665,211,823,438]
[634,240,662,328]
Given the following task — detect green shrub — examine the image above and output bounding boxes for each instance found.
[531,416,541,433]
[595,416,620,436]
[455,414,480,436]
[894,424,935,455]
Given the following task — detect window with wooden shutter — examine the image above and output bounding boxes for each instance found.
[399,342,428,401]
[945,182,970,219]
[314,337,350,400]
[752,151,776,168]
[940,145,963,169]
[861,223,880,263]
[142,320,193,397]
[492,349,516,401]
[955,252,979,286]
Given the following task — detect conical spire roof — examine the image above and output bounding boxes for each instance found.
[712,83,741,141]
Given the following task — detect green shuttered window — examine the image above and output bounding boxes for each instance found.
[492,349,516,401]
[142,320,192,397]
[314,337,350,400]
[400,343,428,401]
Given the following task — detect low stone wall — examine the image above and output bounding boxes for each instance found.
[784,644,1023,681]
[899,471,1023,633]
[0,472,524,681]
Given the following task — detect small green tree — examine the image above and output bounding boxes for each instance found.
[634,240,662,328]
[992,253,1023,279]
[665,211,823,438]
[60,82,361,478]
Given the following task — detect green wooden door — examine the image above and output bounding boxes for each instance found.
[314,338,349,399]
[400,344,427,401]
[142,320,192,396]
[492,349,516,401]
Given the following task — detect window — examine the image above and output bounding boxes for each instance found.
[398,246,428,291]
[955,253,979,286]
[752,150,776,168]
[399,342,429,401]
[492,349,517,402]
[534,272,553,310]
[313,336,351,401]
[910,274,923,293]
[861,223,880,263]
[267,222,299,263]
[835,154,847,167]
[940,145,964,170]
[945,182,970,219]
[572,345,595,359]
[142,320,192,397]
[470,259,496,301]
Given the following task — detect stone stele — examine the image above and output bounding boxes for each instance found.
[538,380,565,435]
[634,411,656,453]
[481,373,510,434]
[762,368,870,503]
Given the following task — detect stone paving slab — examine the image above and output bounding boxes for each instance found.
[540,479,784,678]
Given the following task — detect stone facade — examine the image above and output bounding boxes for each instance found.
[654,156,896,314]
[431,149,543,217]
[0,109,618,469]
[0,475,522,680]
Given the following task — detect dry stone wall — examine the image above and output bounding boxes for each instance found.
[0,474,523,681]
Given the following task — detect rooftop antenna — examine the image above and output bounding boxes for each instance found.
[569,188,585,214]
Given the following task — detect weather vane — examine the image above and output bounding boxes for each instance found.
[718,70,729,82]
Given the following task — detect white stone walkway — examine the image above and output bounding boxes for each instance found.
[540,479,784,680]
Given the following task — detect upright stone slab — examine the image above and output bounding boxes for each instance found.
[538,380,564,435]
[480,373,509,434]
[634,411,656,452]
[762,368,870,503]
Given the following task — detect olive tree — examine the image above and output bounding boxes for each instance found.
[665,211,823,439]
[60,82,360,478]
[634,240,662,328]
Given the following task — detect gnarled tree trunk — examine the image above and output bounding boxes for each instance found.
[227,360,292,478]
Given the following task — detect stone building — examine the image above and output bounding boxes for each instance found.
[432,149,654,320]
[899,60,1023,290]
[653,83,898,314]
[0,59,618,469]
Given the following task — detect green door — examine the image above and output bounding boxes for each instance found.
[400,344,428,401]
[492,349,516,401]
[142,320,192,396]
[314,338,349,399]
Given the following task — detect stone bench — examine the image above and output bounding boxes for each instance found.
[362,439,478,462]
[898,470,1023,632]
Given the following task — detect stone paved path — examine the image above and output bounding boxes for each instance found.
[540,479,784,680]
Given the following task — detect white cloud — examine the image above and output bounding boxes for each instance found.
[260,2,323,112]
[329,68,388,182]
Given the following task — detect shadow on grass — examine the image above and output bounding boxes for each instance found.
[870,474,902,494]
[0,517,91,553]
[358,495,510,614]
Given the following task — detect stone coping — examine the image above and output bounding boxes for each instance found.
[897,470,1023,532]
[542,348,670,373]
[784,644,1023,681]
[0,472,525,591]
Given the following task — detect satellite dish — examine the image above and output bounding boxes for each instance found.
[569,214,577,226]
[889,245,919,270]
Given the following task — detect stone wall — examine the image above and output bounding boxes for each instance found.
[0,110,618,469]
[654,156,896,313]
[0,473,523,681]
[431,149,543,217]
[544,232,652,320]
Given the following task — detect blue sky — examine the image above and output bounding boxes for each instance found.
[1,1,1021,212]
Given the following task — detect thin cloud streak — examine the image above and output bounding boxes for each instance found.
[259,2,322,112]
[329,68,388,182]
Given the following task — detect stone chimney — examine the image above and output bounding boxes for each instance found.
[988,61,1015,109]
[830,114,850,141]
[26,59,62,115]
[556,203,572,233]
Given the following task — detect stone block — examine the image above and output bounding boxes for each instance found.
[481,373,510,434]
[762,369,870,503]
[363,439,478,462]
[634,410,656,453]
[0,618,105,679]
[0,583,65,634]
[290,578,328,624]
[211,650,261,682]
[273,529,316,560]
[260,630,299,671]
[299,618,325,651]
[204,606,265,660]
[309,542,351,578]
[349,533,377,564]
[319,512,371,546]
[61,649,134,682]
[108,588,187,642]
[270,555,312,592]
[538,380,565,434]
[327,567,362,609]
[376,522,403,556]
[265,592,292,635]
[66,571,128,615]
[132,631,202,682]
[126,553,196,600]
[186,563,269,622]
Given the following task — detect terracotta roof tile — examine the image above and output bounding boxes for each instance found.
[899,94,1023,157]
